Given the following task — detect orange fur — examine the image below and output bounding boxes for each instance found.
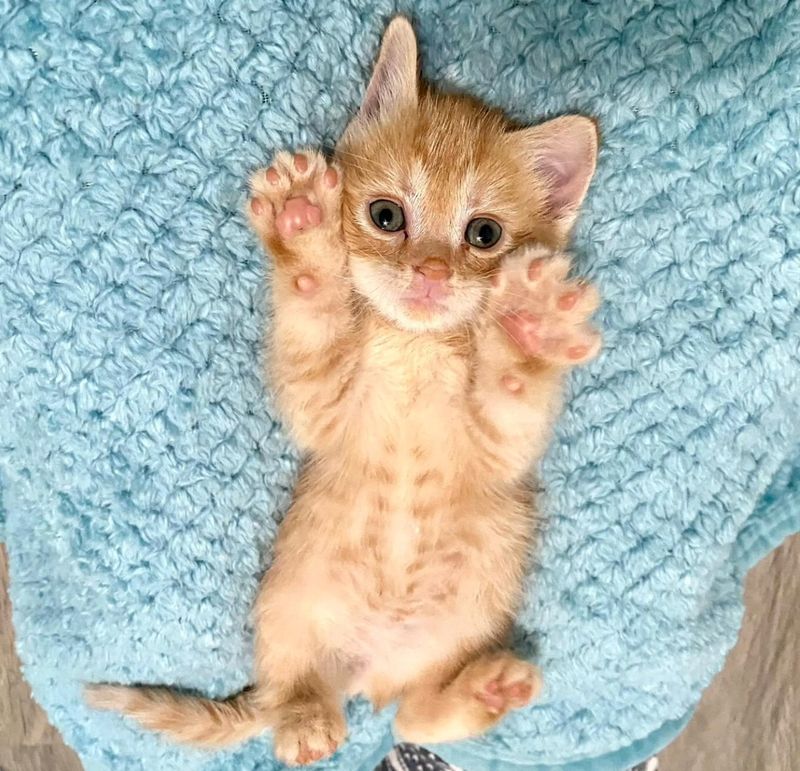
[86,17,601,766]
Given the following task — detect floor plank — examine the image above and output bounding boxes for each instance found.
[0,546,82,771]
[659,533,800,770]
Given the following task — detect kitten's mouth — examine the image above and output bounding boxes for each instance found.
[401,270,451,314]
[402,295,444,314]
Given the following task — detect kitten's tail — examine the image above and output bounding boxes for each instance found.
[85,683,272,748]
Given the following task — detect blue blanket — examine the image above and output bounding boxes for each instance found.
[2,1,799,769]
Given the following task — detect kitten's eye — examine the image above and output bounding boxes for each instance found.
[465,218,502,249]
[369,200,405,232]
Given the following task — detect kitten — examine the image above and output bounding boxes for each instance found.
[87,16,600,766]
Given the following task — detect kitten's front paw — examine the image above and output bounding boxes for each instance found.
[491,245,601,367]
[249,150,342,254]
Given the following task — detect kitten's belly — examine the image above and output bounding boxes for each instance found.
[342,586,474,698]
[320,330,498,694]
[327,485,488,696]
[344,620,444,697]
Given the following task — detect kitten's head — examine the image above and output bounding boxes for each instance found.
[336,17,598,333]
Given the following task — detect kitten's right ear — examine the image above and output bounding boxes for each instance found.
[355,17,419,126]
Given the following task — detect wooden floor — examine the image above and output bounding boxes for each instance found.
[659,532,800,771]
[0,547,81,771]
[1,537,798,771]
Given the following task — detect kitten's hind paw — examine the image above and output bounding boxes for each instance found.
[491,245,601,367]
[272,698,346,767]
[466,652,541,717]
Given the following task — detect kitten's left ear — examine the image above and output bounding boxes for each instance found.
[512,115,599,236]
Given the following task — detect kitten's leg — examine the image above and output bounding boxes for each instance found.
[469,245,601,481]
[267,672,347,767]
[394,650,541,743]
[251,573,348,766]
[249,150,358,452]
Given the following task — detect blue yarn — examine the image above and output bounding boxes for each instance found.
[2,1,799,770]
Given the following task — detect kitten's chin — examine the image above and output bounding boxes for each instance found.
[367,292,468,334]
[395,298,462,333]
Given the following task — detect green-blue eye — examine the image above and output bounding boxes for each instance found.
[369,200,405,232]
[465,218,502,248]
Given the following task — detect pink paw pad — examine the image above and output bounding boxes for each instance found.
[300,744,324,764]
[501,374,523,393]
[527,258,545,280]
[323,167,338,188]
[294,737,338,766]
[475,676,534,715]
[250,197,265,216]
[265,167,280,185]
[558,289,581,310]
[498,311,543,353]
[476,682,504,714]
[276,196,322,239]
[294,274,318,294]
[506,681,534,701]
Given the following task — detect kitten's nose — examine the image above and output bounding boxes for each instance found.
[416,258,451,281]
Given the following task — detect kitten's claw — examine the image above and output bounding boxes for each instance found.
[248,149,343,253]
[491,246,601,367]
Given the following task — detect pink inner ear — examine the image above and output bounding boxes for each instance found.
[537,138,594,217]
[361,56,404,121]
[516,117,598,221]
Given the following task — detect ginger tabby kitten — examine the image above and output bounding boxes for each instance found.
[87,17,601,767]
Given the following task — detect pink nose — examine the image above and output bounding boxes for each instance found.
[416,259,451,281]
